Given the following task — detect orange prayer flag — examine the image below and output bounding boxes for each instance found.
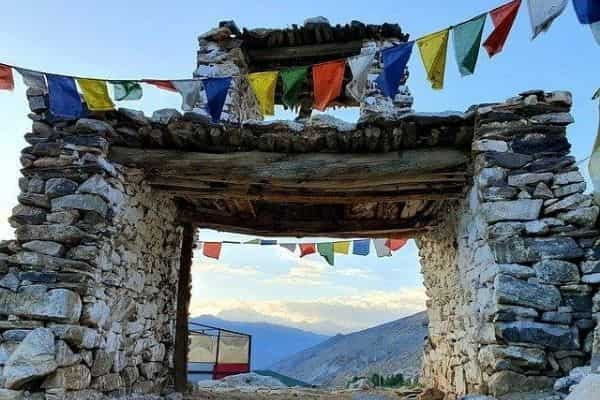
[0,65,15,91]
[203,242,222,259]
[143,79,177,92]
[483,0,522,57]
[312,60,346,111]
[386,239,408,251]
[299,243,316,257]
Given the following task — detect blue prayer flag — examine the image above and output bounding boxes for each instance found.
[375,41,414,98]
[46,74,83,119]
[573,0,600,24]
[352,239,370,256]
[260,240,278,246]
[203,77,232,123]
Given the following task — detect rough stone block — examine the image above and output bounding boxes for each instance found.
[495,274,561,311]
[496,321,579,350]
[21,241,65,257]
[533,260,580,285]
[508,172,553,187]
[491,237,583,264]
[16,225,88,245]
[481,200,542,223]
[42,364,91,390]
[45,179,78,199]
[51,195,108,218]
[488,370,554,397]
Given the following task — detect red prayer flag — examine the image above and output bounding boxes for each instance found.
[386,239,408,251]
[143,79,177,92]
[312,60,346,111]
[483,0,521,57]
[299,243,316,257]
[0,65,15,91]
[203,242,222,259]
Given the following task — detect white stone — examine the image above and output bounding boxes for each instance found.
[481,200,543,223]
[566,374,600,400]
[473,140,509,153]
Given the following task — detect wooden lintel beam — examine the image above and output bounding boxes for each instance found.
[246,41,363,63]
[109,147,470,189]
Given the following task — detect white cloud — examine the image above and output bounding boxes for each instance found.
[192,259,263,278]
[189,288,427,335]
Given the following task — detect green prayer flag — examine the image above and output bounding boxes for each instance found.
[111,81,143,101]
[281,66,308,107]
[245,239,261,244]
[317,242,334,266]
[453,14,486,76]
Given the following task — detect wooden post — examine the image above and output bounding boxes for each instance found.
[175,223,194,392]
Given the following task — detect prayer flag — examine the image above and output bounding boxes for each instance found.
[76,79,114,111]
[374,239,392,257]
[527,0,567,38]
[453,14,487,76]
[260,240,278,246]
[352,239,370,256]
[573,0,600,24]
[483,0,522,57]
[312,60,346,111]
[333,241,351,255]
[375,42,414,98]
[593,22,600,45]
[346,53,375,101]
[172,80,203,111]
[46,74,83,119]
[280,243,297,253]
[317,243,335,266]
[245,239,261,244]
[386,238,408,251]
[16,68,46,91]
[281,67,308,107]
[247,71,278,116]
[144,79,177,92]
[203,77,232,123]
[111,81,143,101]
[0,65,14,91]
[300,243,316,257]
[203,242,222,259]
[417,29,450,90]
[589,94,600,204]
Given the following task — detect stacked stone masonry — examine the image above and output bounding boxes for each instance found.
[419,90,600,399]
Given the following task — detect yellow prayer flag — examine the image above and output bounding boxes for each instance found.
[417,29,450,90]
[333,241,350,255]
[76,79,114,111]
[247,71,278,116]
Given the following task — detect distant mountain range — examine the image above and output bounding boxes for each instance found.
[269,311,428,387]
[190,315,330,369]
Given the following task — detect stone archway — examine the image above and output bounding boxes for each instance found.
[0,85,598,400]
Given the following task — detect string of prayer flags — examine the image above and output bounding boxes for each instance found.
[203,242,222,259]
[204,77,232,123]
[333,241,351,255]
[16,68,47,92]
[0,65,14,91]
[280,67,308,108]
[346,53,375,101]
[248,71,278,116]
[352,239,370,256]
[453,14,487,76]
[46,74,84,119]
[77,79,114,111]
[592,22,600,45]
[111,81,143,101]
[144,79,177,92]
[374,239,392,257]
[375,42,414,98]
[527,0,568,38]
[483,0,522,57]
[299,243,316,257]
[317,242,335,266]
[417,29,450,90]
[172,80,203,112]
[312,60,346,111]
[386,239,408,251]
[280,243,297,253]
[573,0,600,24]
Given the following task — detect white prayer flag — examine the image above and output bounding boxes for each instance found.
[592,22,600,46]
[172,79,204,111]
[16,68,47,92]
[373,239,391,258]
[527,0,568,39]
[346,52,375,102]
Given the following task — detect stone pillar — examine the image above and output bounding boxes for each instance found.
[0,89,185,397]
[420,90,600,398]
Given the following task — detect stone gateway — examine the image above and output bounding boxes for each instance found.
[0,20,599,399]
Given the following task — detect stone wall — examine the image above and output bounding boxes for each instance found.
[0,88,184,398]
[419,90,600,398]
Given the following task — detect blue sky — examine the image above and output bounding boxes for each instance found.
[1,1,599,334]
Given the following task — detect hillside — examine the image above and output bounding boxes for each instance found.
[269,311,428,387]
[191,315,330,369]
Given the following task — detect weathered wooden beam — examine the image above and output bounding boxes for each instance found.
[109,147,470,189]
[246,41,363,63]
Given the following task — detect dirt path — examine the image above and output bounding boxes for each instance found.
[186,387,422,400]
